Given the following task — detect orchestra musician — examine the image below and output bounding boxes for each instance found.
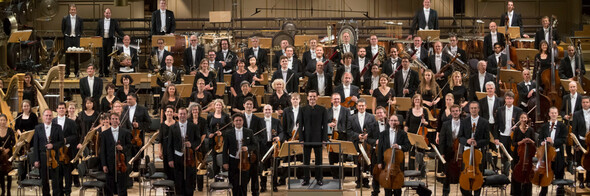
[62,4,83,78]
[334,32,358,65]
[283,46,302,75]
[486,43,507,76]
[243,97,262,196]
[483,22,505,59]
[188,103,207,192]
[302,39,318,69]
[273,40,298,69]
[272,56,299,94]
[244,37,268,69]
[534,16,561,50]
[349,99,377,188]
[306,61,333,96]
[493,92,522,175]
[80,65,103,109]
[230,59,255,100]
[561,81,583,123]
[448,34,467,62]
[408,0,439,39]
[355,48,370,78]
[269,79,291,115]
[469,61,495,101]
[121,93,152,173]
[0,114,14,195]
[405,94,430,173]
[259,105,283,193]
[334,72,360,107]
[365,35,385,65]
[510,113,535,196]
[442,71,469,108]
[222,114,257,196]
[327,93,351,179]
[427,41,451,86]
[191,78,214,113]
[157,55,183,97]
[458,101,490,196]
[33,109,64,196]
[535,40,553,77]
[232,81,259,114]
[438,104,462,196]
[247,55,264,85]
[167,107,199,196]
[372,73,396,112]
[499,1,529,38]
[150,0,175,36]
[382,47,401,77]
[115,77,133,107]
[281,93,303,182]
[393,56,420,98]
[159,105,176,184]
[96,8,124,77]
[305,46,334,78]
[436,93,456,135]
[184,35,205,75]
[572,96,590,188]
[115,35,138,73]
[149,39,171,72]
[217,39,237,74]
[54,103,79,196]
[516,69,539,108]
[299,90,328,186]
[419,69,440,110]
[193,53,222,94]
[478,82,503,136]
[364,64,381,95]
[207,99,231,178]
[160,84,186,122]
[411,36,429,64]
[538,107,567,196]
[376,114,411,196]
[334,52,361,87]
[100,113,132,196]
[559,45,586,80]
[371,106,388,196]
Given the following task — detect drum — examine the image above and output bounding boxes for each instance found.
[457,38,468,52]
[338,24,357,46]
[465,36,484,60]
[512,38,535,49]
[171,35,188,67]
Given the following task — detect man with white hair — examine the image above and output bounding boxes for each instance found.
[478,81,504,132]
[184,34,204,75]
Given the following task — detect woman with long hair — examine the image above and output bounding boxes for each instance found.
[188,103,208,191]
[247,55,263,85]
[112,101,123,116]
[22,72,37,107]
[0,114,15,196]
[404,94,430,172]
[207,99,231,178]
[15,100,37,133]
[160,83,185,122]
[159,105,176,184]
[419,69,441,109]
[194,59,217,96]
[101,83,119,113]
[442,71,469,108]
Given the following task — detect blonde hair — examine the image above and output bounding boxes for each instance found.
[449,71,463,90]
[272,79,286,90]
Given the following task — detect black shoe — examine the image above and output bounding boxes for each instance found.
[363,184,371,188]
[316,180,323,186]
[301,180,310,186]
[260,187,266,193]
[273,186,278,192]
[586,182,590,189]
[356,184,361,188]
[580,182,585,189]
[75,73,79,78]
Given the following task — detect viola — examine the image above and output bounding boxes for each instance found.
[131,117,142,147]
[459,123,484,191]
[377,147,404,189]
[185,137,195,167]
[272,129,281,158]
[329,119,338,153]
[58,145,70,163]
[341,96,357,108]
[0,134,12,173]
[530,140,556,187]
[239,149,251,171]
[116,141,127,173]
[513,139,536,183]
[47,138,58,169]
[214,123,232,153]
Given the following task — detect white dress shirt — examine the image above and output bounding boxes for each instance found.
[111,127,119,143]
[570,55,577,76]
[160,9,167,32]
[231,128,244,158]
[103,18,110,38]
[358,57,366,71]
[502,106,513,136]
[371,46,378,57]
[88,76,94,97]
[288,57,294,70]
[544,28,550,43]
[292,106,299,124]
[478,73,486,92]
[70,15,77,37]
[495,53,502,65]
[435,53,442,72]
[332,106,341,130]
[487,96,495,124]
[245,113,252,128]
[358,112,365,129]
[389,129,400,148]
[571,93,578,116]
[129,104,137,124]
[191,46,198,66]
[371,76,379,90]
[310,50,316,59]
[423,8,430,29]
[491,32,498,48]
[343,84,351,98]
[57,116,66,129]
[265,117,272,142]
[508,11,514,27]
[452,119,461,138]
[318,73,325,96]
[253,47,259,58]
[581,109,590,140]
[179,121,187,138]
[45,124,52,139]
[402,68,409,82]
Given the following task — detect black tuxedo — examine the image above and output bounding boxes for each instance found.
[377,129,411,165]
[80,76,103,106]
[257,117,283,143]
[305,58,334,78]
[334,84,360,101]
[244,47,268,69]
[121,104,151,173]
[559,55,586,79]
[167,121,199,195]
[99,128,132,196]
[537,121,567,183]
[469,72,495,101]
[478,96,504,123]
[409,8,439,35]
[150,9,175,35]
[412,46,429,64]
[149,49,172,70]
[382,57,402,76]
[500,11,525,37]
[306,73,333,96]
[365,46,385,65]
[271,69,299,93]
[282,106,302,139]
[393,69,420,97]
[115,46,139,72]
[272,50,299,69]
[450,47,467,62]
[183,46,205,72]
[52,117,78,159]
[62,14,83,76]
[458,117,490,149]
[534,28,561,49]
[216,50,237,73]
[561,93,583,118]
[348,113,378,146]
[96,18,124,39]
[517,81,539,107]
[334,44,358,65]
[222,127,257,196]
[572,110,590,142]
[439,119,462,156]
[96,18,124,75]
[494,106,523,139]
[326,106,351,139]
[157,66,183,87]
[355,56,371,76]
[334,64,361,87]
[427,53,452,78]
[486,53,508,75]
[483,32,505,58]
[298,104,328,181]
[302,50,315,70]
[33,123,64,196]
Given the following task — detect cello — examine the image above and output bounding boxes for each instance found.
[512,127,536,184]
[447,135,464,184]
[459,123,484,191]
[377,143,404,189]
[531,139,556,187]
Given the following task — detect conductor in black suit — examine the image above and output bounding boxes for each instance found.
[33,109,64,196]
[559,45,586,80]
[54,103,79,196]
[184,35,205,75]
[96,8,124,77]
[408,0,438,39]
[100,113,132,196]
[458,101,490,196]
[298,90,328,186]
[534,16,561,50]
[244,37,268,69]
[483,22,505,59]
[150,0,175,35]
[393,57,420,98]
[167,108,199,196]
[499,1,529,38]
[62,4,83,78]
[79,65,103,109]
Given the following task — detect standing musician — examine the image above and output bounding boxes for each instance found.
[365,35,385,65]
[62,4,83,78]
[393,56,420,98]
[458,101,490,196]
[306,61,333,96]
[284,46,303,75]
[207,99,231,179]
[356,48,370,78]
[371,106,388,196]
[411,36,429,64]
[334,72,360,106]
[305,46,334,78]
[0,114,14,195]
[184,35,205,75]
[302,39,318,69]
[54,103,79,196]
[80,65,103,109]
[499,1,529,38]
[419,69,439,112]
[167,107,199,195]
[562,81,583,123]
[96,8,124,77]
[244,37,268,69]
[334,52,361,87]
[510,113,535,196]
[469,61,495,101]
[372,73,396,112]
[281,93,303,183]
[442,71,469,108]
[479,82,503,134]
[150,0,175,36]
[121,93,152,173]
[159,105,176,183]
[100,113,132,196]
[516,69,539,109]
[483,22,505,60]
[334,32,358,65]
[538,107,567,196]
[427,41,451,87]
[382,47,401,77]
[572,96,590,188]
[364,64,382,95]
[298,90,328,186]
[272,56,299,94]
[259,105,283,193]
[486,43,507,76]
[33,109,64,196]
[438,104,463,196]
[405,94,430,173]
[448,34,467,62]
[327,93,351,180]
[534,16,561,50]
[376,114,411,196]
[222,114,257,196]
[193,58,220,96]
[231,81,259,114]
[115,35,138,73]
[243,98,262,196]
[408,0,439,39]
[216,39,237,74]
[493,92,522,175]
[273,40,292,69]
[559,45,586,80]
[349,99,377,188]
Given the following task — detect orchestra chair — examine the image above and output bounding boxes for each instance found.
[78,156,107,196]
[86,156,107,182]
[551,179,574,195]
[207,154,232,196]
[145,156,176,196]
[16,152,42,196]
[482,173,510,195]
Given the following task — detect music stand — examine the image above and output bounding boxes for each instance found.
[279,141,304,157]
[317,96,332,108]
[294,35,319,47]
[498,27,521,39]
[175,84,192,98]
[209,11,231,23]
[499,69,524,84]
[476,92,487,100]
[216,82,226,96]
[327,139,358,156]
[407,133,431,150]
[80,37,103,48]
[7,30,32,43]
[417,30,441,40]
[115,73,147,86]
[151,35,176,47]
[183,75,195,86]
[248,38,272,49]
[394,97,412,112]
[561,79,584,94]
[516,49,539,62]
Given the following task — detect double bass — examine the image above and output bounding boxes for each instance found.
[540,16,563,109]
[531,139,556,187]
[377,144,404,189]
[447,135,464,184]
[459,123,484,191]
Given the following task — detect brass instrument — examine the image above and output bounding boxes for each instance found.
[376,46,385,64]
[150,54,160,73]
[157,70,177,83]
[402,44,428,70]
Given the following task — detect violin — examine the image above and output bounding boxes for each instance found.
[47,138,58,169]
[459,123,484,191]
[0,134,12,173]
[131,117,142,147]
[329,119,338,153]
[377,146,404,189]
[272,129,280,158]
[185,137,195,167]
[530,139,556,187]
[341,96,357,109]
[214,122,232,153]
[58,145,70,163]
[290,123,300,141]
[359,128,373,163]
[116,141,127,173]
[513,135,536,183]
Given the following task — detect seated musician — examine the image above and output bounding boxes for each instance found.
[483,22,505,58]
[486,43,507,76]
[538,107,567,196]
[334,72,360,107]
[408,0,438,40]
[33,109,63,196]
[190,78,214,113]
[510,113,535,196]
[273,40,298,69]
[559,45,586,80]
[269,79,291,115]
[355,47,370,78]
[493,92,522,175]
[0,114,15,195]
[393,56,420,98]
[216,39,237,74]
[230,58,254,98]
[458,101,490,196]
[572,96,590,188]
[382,47,401,77]
[364,64,381,95]
[115,35,138,73]
[365,35,385,65]
[302,39,317,69]
[534,16,561,50]
[246,56,264,85]
[193,53,221,95]
[350,99,377,188]
[404,94,430,174]
[334,32,358,66]
[376,114,410,196]
[561,81,583,123]
[259,105,283,193]
[427,41,451,87]
[334,52,360,87]
[306,61,333,96]
[516,69,539,108]
[222,114,257,196]
[100,113,131,196]
[232,81,259,114]
[149,38,171,72]
[272,56,299,94]
[184,35,204,75]
[478,82,504,133]
[305,46,334,78]
[167,107,199,195]
[411,36,428,64]
[157,55,183,93]
[500,1,529,38]
[327,93,351,179]
[448,34,467,62]
[442,71,469,108]
[469,61,495,101]
[54,103,79,196]
[438,104,463,196]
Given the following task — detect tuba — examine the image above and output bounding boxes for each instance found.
[442,46,471,78]
[403,45,428,70]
